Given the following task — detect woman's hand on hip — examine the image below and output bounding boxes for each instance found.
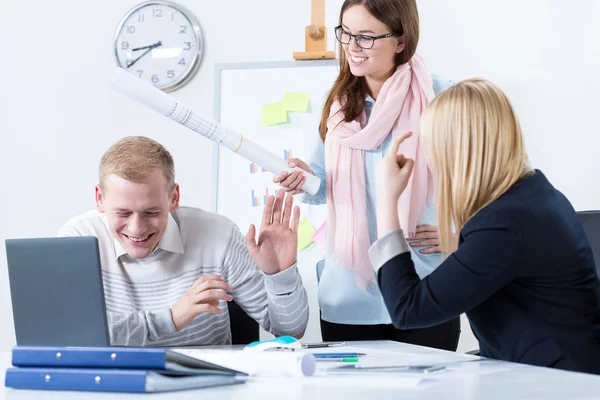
[409,225,442,254]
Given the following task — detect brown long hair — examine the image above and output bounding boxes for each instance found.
[318,0,420,141]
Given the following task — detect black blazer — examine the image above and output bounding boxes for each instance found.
[376,171,600,374]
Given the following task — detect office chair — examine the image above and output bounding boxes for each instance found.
[577,210,600,277]
[228,300,259,345]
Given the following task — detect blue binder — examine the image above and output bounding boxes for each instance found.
[11,346,242,374]
[5,367,243,393]
[6,346,247,393]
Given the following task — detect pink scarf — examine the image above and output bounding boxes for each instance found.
[325,55,434,291]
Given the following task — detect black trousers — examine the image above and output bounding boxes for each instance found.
[320,317,461,352]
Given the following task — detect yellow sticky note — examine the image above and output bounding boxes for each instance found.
[283,92,310,112]
[261,102,288,126]
[298,219,316,251]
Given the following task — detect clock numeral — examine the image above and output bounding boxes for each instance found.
[126,58,133,67]
[167,70,175,79]
[184,42,191,50]
[179,58,186,66]
[121,41,129,50]
[137,70,143,78]
[138,14,145,23]
[127,25,135,34]
[152,74,159,83]
[180,25,187,34]
[153,8,163,17]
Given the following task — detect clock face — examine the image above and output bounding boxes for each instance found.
[114,1,202,91]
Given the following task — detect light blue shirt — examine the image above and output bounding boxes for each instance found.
[302,75,452,325]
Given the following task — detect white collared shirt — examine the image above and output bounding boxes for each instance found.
[109,212,184,259]
[59,207,308,346]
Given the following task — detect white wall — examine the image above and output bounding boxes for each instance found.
[1,0,599,353]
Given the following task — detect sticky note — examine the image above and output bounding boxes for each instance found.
[261,102,288,126]
[311,221,326,246]
[282,92,310,112]
[298,219,316,251]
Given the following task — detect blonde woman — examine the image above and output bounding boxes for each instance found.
[371,78,600,373]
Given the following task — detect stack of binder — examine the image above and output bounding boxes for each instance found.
[5,346,246,393]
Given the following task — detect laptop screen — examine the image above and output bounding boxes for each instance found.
[5,236,110,346]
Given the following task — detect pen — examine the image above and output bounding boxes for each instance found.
[313,353,366,359]
[315,357,359,362]
[303,341,345,348]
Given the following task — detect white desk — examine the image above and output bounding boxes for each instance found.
[1,341,599,399]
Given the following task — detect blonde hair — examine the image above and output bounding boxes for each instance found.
[99,136,175,188]
[421,78,532,254]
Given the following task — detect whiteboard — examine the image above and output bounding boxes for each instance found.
[213,61,339,342]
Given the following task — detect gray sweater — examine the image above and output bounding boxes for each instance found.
[59,207,309,346]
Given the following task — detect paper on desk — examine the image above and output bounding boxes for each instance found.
[311,346,478,369]
[354,354,476,368]
[174,349,316,377]
[310,374,425,388]
[432,360,510,381]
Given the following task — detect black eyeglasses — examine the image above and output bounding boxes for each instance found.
[334,25,401,50]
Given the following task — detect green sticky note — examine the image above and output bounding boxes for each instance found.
[298,219,316,251]
[261,102,288,126]
[283,92,310,112]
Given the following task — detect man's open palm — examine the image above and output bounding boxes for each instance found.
[245,190,300,275]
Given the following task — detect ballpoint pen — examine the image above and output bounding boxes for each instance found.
[313,353,366,359]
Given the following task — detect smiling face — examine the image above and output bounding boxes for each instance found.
[95,169,179,259]
[340,4,405,83]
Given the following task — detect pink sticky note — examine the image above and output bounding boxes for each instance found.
[312,221,326,245]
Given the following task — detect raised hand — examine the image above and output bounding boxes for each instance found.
[245,190,300,275]
[375,132,415,238]
[375,132,415,206]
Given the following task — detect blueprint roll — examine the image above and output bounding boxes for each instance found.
[173,349,317,377]
[110,68,321,196]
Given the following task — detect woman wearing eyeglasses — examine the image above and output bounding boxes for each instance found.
[273,0,460,350]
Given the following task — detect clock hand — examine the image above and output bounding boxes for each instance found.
[131,40,162,52]
[126,48,152,68]
[126,41,163,68]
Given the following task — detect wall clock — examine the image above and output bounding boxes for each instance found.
[114,1,203,92]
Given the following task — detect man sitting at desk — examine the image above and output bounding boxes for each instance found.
[59,136,309,346]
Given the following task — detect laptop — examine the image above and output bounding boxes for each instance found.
[5,236,111,346]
